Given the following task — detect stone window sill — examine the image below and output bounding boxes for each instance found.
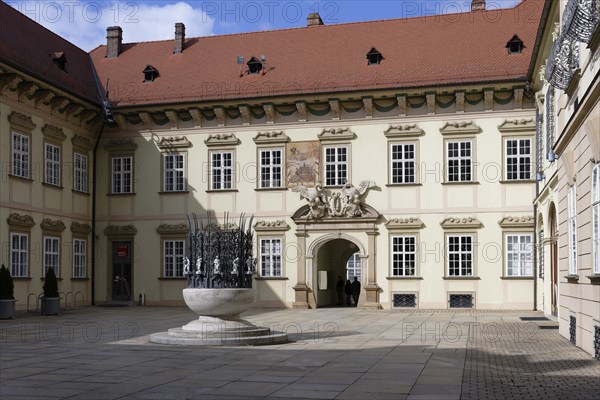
[70,277,89,281]
[441,181,480,185]
[255,187,287,192]
[443,276,481,280]
[13,277,32,281]
[255,277,288,281]
[42,182,63,189]
[72,190,90,196]
[386,183,422,187]
[158,191,189,195]
[9,174,33,183]
[499,180,535,184]
[501,276,534,280]
[586,275,600,283]
[565,274,579,283]
[206,189,238,193]
[107,193,136,197]
[386,276,423,280]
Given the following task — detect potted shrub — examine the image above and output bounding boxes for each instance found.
[41,267,60,315]
[0,264,16,319]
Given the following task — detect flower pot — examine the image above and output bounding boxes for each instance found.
[0,299,16,319]
[41,297,60,315]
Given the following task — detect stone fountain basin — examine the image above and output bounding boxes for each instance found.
[182,288,254,317]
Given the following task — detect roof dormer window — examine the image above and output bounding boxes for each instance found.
[506,35,524,54]
[143,65,159,82]
[247,57,263,74]
[50,52,66,71]
[367,48,383,65]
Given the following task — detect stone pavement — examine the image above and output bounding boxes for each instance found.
[1,307,598,400]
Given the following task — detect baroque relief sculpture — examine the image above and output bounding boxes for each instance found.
[293,180,376,219]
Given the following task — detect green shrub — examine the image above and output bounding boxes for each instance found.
[0,264,15,300]
[43,268,59,298]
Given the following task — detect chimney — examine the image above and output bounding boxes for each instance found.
[106,26,122,58]
[471,0,486,12]
[307,13,324,27]
[174,22,185,54]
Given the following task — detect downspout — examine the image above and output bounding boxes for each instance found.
[91,123,105,305]
[533,108,542,312]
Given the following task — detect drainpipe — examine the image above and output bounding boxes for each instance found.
[91,122,105,306]
[532,108,542,312]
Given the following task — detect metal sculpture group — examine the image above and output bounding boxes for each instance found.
[184,213,256,289]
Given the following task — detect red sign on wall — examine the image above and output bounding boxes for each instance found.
[117,245,128,257]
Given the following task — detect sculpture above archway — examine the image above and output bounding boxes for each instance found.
[291,181,378,219]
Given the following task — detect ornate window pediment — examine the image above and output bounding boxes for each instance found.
[204,133,240,147]
[383,124,424,138]
[7,213,35,228]
[254,220,290,231]
[318,128,356,141]
[72,135,93,150]
[157,136,191,149]
[156,224,188,235]
[71,222,92,234]
[498,216,534,228]
[41,218,66,233]
[8,111,36,131]
[253,131,290,144]
[440,217,482,229]
[497,119,536,133]
[440,121,480,135]
[104,225,138,236]
[42,124,67,142]
[104,139,137,152]
[385,217,424,230]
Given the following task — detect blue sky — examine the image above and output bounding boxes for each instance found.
[7,1,521,50]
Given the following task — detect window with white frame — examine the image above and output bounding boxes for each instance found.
[260,238,282,277]
[447,235,473,276]
[568,185,578,275]
[10,232,28,277]
[346,252,361,281]
[163,240,185,277]
[45,142,61,186]
[324,146,348,186]
[163,153,185,192]
[111,156,133,194]
[505,138,532,180]
[390,143,416,184]
[211,151,233,190]
[505,234,533,276]
[259,149,283,188]
[391,236,416,276]
[592,163,599,274]
[74,152,88,193]
[538,230,544,278]
[11,132,30,179]
[43,236,60,277]
[72,239,87,278]
[446,141,472,182]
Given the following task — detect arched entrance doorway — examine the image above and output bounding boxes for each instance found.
[549,202,558,317]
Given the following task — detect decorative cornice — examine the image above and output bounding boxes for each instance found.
[440,121,480,135]
[7,213,35,228]
[296,101,308,122]
[204,223,238,231]
[40,218,66,233]
[440,217,482,229]
[8,111,36,131]
[497,118,536,133]
[156,223,188,235]
[157,136,191,149]
[383,124,424,138]
[104,139,138,152]
[41,124,66,142]
[318,127,356,141]
[204,133,240,147]
[71,222,92,234]
[253,131,290,144]
[385,217,424,230]
[254,220,290,232]
[498,216,534,228]
[189,109,203,127]
[104,225,138,236]
[264,104,275,124]
[397,95,407,117]
[239,106,251,125]
[72,135,93,150]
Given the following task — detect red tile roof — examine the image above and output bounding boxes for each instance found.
[90,0,544,108]
[0,2,99,104]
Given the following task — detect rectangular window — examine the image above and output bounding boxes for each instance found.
[74,152,88,193]
[447,141,472,182]
[346,252,361,281]
[538,230,544,278]
[592,164,600,274]
[43,236,60,277]
[111,156,133,194]
[390,143,416,184]
[45,143,61,186]
[506,234,533,276]
[10,233,28,277]
[164,240,185,277]
[391,236,416,276]
[259,149,283,188]
[568,186,578,275]
[324,146,348,186]
[73,239,87,278]
[505,138,532,180]
[163,153,185,192]
[260,239,282,277]
[447,235,473,276]
[211,152,233,190]
[12,132,30,179]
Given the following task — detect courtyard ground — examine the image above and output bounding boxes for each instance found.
[1,306,598,399]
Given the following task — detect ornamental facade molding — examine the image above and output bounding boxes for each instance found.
[156,223,188,235]
[157,136,191,149]
[253,131,290,144]
[41,124,67,142]
[440,217,482,229]
[104,138,138,152]
[440,121,480,135]
[497,118,536,133]
[72,135,93,150]
[385,217,424,230]
[40,218,66,233]
[71,222,92,234]
[318,127,356,141]
[8,111,36,131]
[498,216,534,228]
[204,133,240,147]
[104,225,138,236]
[7,213,35,228]
[254,220,290,231]
[384,124,424,138]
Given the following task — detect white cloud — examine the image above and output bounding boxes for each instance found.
[8,1,215,51]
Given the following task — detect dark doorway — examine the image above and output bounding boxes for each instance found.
[315,239,361,308]
[112,241,132,301]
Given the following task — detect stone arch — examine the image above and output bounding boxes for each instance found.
[307,232,367,258]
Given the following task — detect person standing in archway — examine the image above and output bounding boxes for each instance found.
[336,276,344,305]
[351,277,361,306]
[344,279,352,306]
